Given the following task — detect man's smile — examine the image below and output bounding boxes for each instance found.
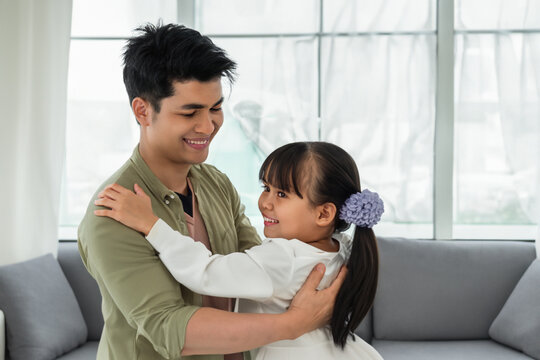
[183,137,210,149]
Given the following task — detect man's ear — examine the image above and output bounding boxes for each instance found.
[316,202,337,227]
[132,97,152,126]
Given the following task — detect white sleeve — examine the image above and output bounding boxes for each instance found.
[147,219,294,301]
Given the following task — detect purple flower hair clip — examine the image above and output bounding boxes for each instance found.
[339,189,384,228]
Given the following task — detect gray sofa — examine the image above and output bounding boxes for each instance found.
[0,237,537,359]
[354,237,538,360]
[0,243,102,360]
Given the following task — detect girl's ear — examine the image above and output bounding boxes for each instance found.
[132,97,152,126]
[316,202,337,227]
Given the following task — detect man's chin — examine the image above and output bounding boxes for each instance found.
[184,151,210,166]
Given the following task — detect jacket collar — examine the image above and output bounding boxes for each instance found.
[129,145,202,202]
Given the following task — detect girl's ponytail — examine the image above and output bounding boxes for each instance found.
[331,188,383,348]
[330,227,379,348]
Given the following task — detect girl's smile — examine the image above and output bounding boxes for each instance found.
[262,215,279,226]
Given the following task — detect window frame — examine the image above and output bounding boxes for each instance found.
[61,0,538,241]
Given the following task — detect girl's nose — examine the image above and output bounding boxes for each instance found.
[259,193,273,210]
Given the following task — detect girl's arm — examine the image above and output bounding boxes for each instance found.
[94,183,293,300]
[147,218,292,299]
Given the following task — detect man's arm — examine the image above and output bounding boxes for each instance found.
[79,214,199,359]
[182,264,347,355]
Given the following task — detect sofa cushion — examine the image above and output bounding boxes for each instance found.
[55,341,99,360]
[0,254,88,360]
[57,242,103,341]
[371,340,534,360]
[489,259,540,359]
[373,237,536,340]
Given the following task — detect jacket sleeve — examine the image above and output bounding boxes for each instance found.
[78,212,198,359]
[147,219,294,301]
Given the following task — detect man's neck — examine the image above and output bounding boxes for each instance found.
[138,143,190,195]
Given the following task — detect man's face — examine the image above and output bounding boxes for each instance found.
[142,78,224,166]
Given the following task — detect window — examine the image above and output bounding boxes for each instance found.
[60,0,539,240]
[453,0,540,239]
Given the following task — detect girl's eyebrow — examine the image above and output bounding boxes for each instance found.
[267,183,289,193]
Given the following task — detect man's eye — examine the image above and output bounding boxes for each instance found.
[180,112,196,118]
[210,107,222,112]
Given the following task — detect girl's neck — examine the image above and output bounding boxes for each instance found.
[303,236,340,252]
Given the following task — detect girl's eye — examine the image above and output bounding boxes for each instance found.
[277,191,286,198]
[261,184,270,192]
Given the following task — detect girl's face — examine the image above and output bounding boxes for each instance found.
[258,182,319,241]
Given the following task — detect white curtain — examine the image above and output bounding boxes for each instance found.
[0,0,72,265]
[495,34,540,256]
[219,0,436,230]
[455,0,540,245]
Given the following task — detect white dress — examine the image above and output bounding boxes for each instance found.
[147,219,383,360]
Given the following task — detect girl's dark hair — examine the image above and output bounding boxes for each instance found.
[122,22,237,112]
[259,141,379,348]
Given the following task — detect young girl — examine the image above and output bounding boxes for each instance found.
[94,141,384,359]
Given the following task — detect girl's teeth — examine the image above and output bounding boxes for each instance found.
[264,217,278,223]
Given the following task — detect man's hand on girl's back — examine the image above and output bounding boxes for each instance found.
[286,264,348,339]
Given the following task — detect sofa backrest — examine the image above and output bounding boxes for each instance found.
[57,242,104,341]
[56,237,537,344]
[372,237,536,341]
[354,307,373,342]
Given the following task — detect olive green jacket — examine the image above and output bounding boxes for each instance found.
[78,146,261,359]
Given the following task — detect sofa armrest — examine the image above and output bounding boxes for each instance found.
[0,309,5,360]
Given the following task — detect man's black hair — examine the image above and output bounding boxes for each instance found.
[123,22,237,112]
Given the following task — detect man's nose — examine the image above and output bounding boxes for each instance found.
[195,111,215,134]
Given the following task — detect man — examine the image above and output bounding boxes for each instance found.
[78,23,344,359]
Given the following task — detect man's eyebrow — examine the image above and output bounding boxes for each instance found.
[179,97,224,110]
[180,103,204,110]
[212,97,224,107]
